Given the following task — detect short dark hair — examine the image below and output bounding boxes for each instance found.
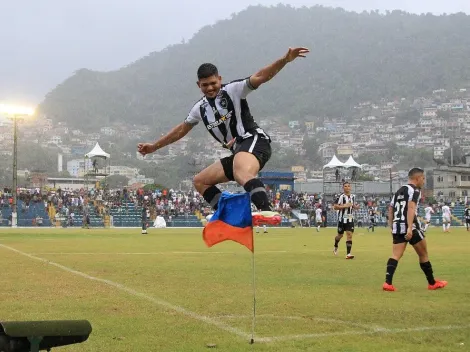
[408,167,424,177]
[343,181,350,186]
[197,63,218,80]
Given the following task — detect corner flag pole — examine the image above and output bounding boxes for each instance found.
[250,246,256,344]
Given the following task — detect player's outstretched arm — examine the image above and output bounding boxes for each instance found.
[249,47,309,89]
[137,122,193,156]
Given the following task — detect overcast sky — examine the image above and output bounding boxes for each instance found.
[1,0,469,105]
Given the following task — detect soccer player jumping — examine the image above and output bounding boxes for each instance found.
[138,47,309,225]
[383,168,447,292]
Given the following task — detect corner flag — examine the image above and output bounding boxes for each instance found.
[203,192,253,252]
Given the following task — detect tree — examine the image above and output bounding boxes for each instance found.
[48,170,71,178]
[443,146,465,165]
[395,109,420,123]
[357,173,374,181]
[437,110,451,119]
[143,183,166,191]
[267,148,301,171]
[356,152,383,165]
[105,175,129,189]
[397,148,434,169]
[384,142,398,159]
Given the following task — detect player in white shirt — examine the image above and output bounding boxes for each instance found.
[441,204,451,232]
[314,205,323,232]
[423,204,434,232]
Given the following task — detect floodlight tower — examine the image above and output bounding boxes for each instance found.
[0,104,35,227]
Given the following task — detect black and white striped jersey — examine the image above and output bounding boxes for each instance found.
[390,184,421,235]
[368,206,377,219]
[184,78,269,145]
[335,193,356,224]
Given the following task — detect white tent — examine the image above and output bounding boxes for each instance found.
[343,155,362,169]
[154,216,167,228]
[85,142,110,159]
[323,155,345,169]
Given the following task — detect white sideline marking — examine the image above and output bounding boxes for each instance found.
[29,250,288,255]
[0,244,250,340]
[258,324,470,343]
[219,314,385,331]
[28,248,391,256]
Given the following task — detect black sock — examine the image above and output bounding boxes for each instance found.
[334,239,340,248]
[420,261,436,285]
[385,258,398,285]
[243,178,271,211]
[346,240,352,255]
[202,186,222,210]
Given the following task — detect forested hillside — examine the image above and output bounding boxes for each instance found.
[39,5,470,130]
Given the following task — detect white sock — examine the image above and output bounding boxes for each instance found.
[256,225,259,233]
[424,223,429,231]
[317,225,320,231]
[443,224,446,231]
[447,224,451,231]
[263,225,267,232]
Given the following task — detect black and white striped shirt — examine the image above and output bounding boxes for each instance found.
[390,184,421,235]
[335,193,356,224]
[368,206,377,219]
[465,208,470,220]
[184,78,269,145]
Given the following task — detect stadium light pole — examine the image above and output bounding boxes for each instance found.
[0,104,35,228]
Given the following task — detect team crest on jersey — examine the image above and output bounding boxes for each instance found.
[220,98,228,109]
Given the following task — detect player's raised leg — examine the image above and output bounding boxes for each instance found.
[193,160,230,210]
[233,151,281,226]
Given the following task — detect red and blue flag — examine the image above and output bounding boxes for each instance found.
[203,192,253,252]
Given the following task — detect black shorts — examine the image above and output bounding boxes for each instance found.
[466,219,470,224]
[392,229,425,245]
[337,222,355,235]
[220,134,272,181]
[369,218,375,224]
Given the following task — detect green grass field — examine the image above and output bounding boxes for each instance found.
[1,226,469,352]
